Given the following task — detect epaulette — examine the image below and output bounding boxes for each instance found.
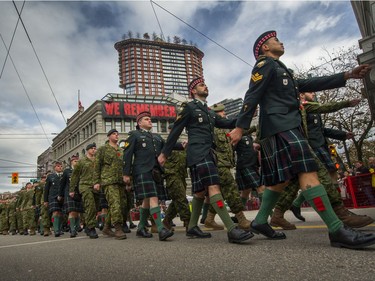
[255,56,268,69]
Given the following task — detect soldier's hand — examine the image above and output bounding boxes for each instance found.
[57,196,63,201]
[158,153,167,167]
[349,99,361,107]
[123,176,131,185]
[93,184,100,191]
[346,132,355,139]
[69,192,75,198]
[44,202,48,207]
[182,140,188,149]
[253,143,261,151]
[229,127,243,146]
[346,64,371,79]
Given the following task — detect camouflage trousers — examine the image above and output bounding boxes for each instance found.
[103,184,126,225]
[122,190,134,223]
[81,187,100,229]
[22,209,36,230]
[40,204,51,229]
[164,175,191,222]
[209,167,244,215]
[8,211,16,232]
[275,153,343,212]
[16,210,23,231]
[0,212,8,231]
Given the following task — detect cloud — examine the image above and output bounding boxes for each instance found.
[0,1,363,192]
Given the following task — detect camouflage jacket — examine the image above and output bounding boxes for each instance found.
[214,127,235,168]
[164,149,187,178]
[94,143,124,187]
[71,155,96,192]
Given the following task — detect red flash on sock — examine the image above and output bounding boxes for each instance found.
[51,217,54,223]
[313,197,326,211]
[153,213,158,220]
[216,200,224,208]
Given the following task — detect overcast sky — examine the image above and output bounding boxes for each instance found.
[0,0,363,193]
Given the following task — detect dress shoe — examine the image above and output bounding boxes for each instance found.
[129,222,137,229]
[145,221,152,227]
[250,221,286,239]
[136,228,153,238]
[227,227,254,244]
[122,223,131,233]
[88,228,99,239]
[329,225,375,249]
[186,226,212,238]
[159,227,174,241]
[290,205,305,222]
[70,229,77,238]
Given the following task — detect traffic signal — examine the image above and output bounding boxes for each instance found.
[328,144,337,157]
[11,172,19,184]
[335,163,340,170]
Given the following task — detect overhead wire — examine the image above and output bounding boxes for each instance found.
[150,0,165,41]
[12,0,67,125]
[0,0,25,80]
[0,34,51,145]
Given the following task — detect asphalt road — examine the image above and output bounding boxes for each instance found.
[1,208,375,281]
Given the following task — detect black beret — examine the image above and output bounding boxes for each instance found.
[253,30,277,60]
[86,143,96,150]
[107,128,118,137]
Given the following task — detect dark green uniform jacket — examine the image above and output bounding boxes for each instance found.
[162,99,236,167]
[236,56,347,139]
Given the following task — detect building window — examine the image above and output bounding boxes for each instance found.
[115,119,122,132]
[105,119,112,133]
[160,120,167,133]
[152,119,158,132]
[124,118,131,133]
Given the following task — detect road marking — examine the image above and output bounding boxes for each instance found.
[0,236,87,249]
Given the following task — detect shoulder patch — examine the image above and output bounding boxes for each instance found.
[256,60,266,68]
[251,73,263,83]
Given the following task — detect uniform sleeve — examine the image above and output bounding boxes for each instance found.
[70,162,81,192]
[236,58,275,129]
[123,134,137,176]
[59,170,68,197]
[323,128,347,141]
[304,100,351,114]
[298,72,346,93]
[44,178,50,203]
[162,104,190,157]
[93,147,103,185]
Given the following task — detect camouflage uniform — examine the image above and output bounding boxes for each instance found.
[71,155,100,230]
[210,127,243,214]
[8,198,17,234]
[39,180,51,235]
[16,190,25,234]
[21,187,37,234]
[34,183,43,232]
[164,149,190,225]
[0,201,9,234]
[94,142,126,226]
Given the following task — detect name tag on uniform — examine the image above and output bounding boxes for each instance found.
[246,140,250,145]
[283,78,288,85]
[142,143,146,147]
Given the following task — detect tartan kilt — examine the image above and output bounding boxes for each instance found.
[47,196,63,214]
[189,154,220,194]
[260,128,318,186]
[313,146,337,172]
[63,194,84,214]
[99,191,109,209]
[133,171,168,201]
[235,166,261,191]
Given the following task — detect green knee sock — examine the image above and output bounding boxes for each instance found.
[292,192,305,208]
[150,206,163,232]
[258,192,263,204]
[201,202,210,222]
[302,184,343,233]
[255,189,282,224]
[52,216,60,233]
[210,194,235,232]
[188,197,205,230]
[75,217,80,229]
[69,218,76,232]
[138,208,149,230]
[241,197,248,208]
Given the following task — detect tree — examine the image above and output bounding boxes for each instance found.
[127,30,133,39]
[296,45,374,165]
[143,33,150,40]
[173,36,181,44]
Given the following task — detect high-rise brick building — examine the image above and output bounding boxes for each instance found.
[114,38,204,97]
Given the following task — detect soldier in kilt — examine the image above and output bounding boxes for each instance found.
[60,155,84,238]
[229,30,375,249]
[234,126,265,209]
[162,124,190,230]
[270,92,374,229]
[70,143,99,239]
[159,77,253,244]
[123,111,175,241]
[44,161,64,237]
